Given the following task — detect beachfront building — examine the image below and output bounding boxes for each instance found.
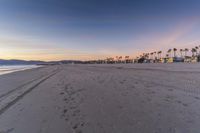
[166,57,173,63]
[149,59,155,63]
[160,58,166,63]
[173,57,184,62]
[134,56,142,63]
[191,56,198,63]
[105,57,115,64]
[124,56,133,63]
[184,56,192,63]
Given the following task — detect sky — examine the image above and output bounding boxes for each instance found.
[0,0,200,61]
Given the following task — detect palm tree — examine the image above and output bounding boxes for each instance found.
[191,48,197,57]
[146,53,149,59]
[157,51,162,59]
[157,52,159,59]
[173,48,177,57]
[195,46,199,55]
[115,56,118,63]
[180,49,183,57]
[125,56,129,63]
[167,49,172,57]
[150,52,154,60]
[184,48,189,57]
[153,52,156,59]
[118,56,121,63]
[160,51,162,59]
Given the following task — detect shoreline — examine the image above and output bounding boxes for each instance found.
[0,65,43,76]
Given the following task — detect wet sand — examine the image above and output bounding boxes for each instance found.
[0,64,200,133]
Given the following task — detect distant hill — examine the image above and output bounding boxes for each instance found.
[60,60,83,64]
[0,59,83,65]
[0,59,46,65]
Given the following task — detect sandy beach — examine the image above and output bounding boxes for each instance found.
[0,64,200,133]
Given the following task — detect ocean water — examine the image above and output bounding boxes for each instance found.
[0,65,40,75]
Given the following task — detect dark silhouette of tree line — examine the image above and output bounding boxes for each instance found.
[84,46,200,64]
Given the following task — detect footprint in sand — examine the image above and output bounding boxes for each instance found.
[63,109,68,114]
[176,100,188,107]
[64,98,68,101]
[72,122,85,133]
[0,128,14,133]
[146,97,152,102]
[120,81,124,84]
[132,85,136,88]
[168,88,173,91]
[182,103,188,107]
[151,91,156,94]
[119,105,123,109]
[194,96,200,100]
[176,100,182,104]
[60,92,65,95]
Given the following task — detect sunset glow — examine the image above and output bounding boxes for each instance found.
[0,0,200,61]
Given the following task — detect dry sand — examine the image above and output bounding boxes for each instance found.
[0,63,200,133]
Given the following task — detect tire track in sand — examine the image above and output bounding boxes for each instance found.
[0,68,61,115]
[0,67,51,99]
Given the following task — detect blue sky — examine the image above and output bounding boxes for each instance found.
[0,0,200,60]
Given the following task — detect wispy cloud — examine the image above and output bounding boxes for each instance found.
[158,19,199,47]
